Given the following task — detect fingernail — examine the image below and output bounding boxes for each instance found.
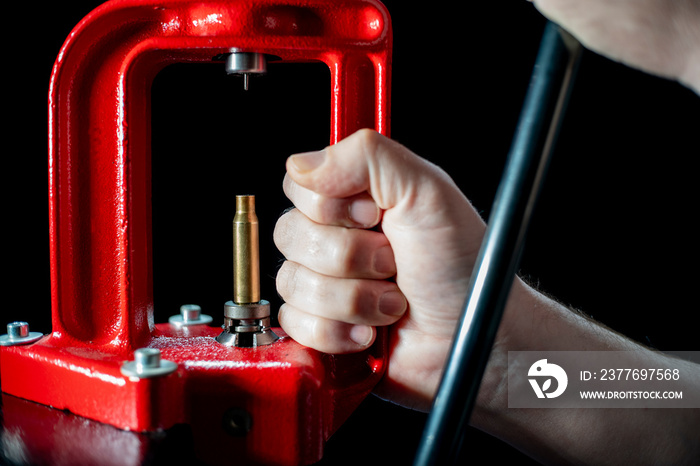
[289,150,325,173]
[350,325,374,347]
[349,198,380,227]
[379,291,407,316]
[373,245,396,275]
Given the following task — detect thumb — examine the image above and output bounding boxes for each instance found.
[286,129,464,225]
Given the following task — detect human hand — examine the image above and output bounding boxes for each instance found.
[274,129,490,410]
[530,0,700,93]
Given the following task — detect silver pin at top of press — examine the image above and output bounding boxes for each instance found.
[225,51,267,91]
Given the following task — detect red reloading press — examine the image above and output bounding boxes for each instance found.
[0,0,391,464]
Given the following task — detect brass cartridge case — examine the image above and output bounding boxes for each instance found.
[233,195,260,304]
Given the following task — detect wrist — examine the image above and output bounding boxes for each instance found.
[469,277,538,431]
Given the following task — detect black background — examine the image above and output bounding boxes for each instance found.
[3,0,699,464]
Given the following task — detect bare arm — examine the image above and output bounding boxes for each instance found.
[530,0,700,94]
[473,280,700,464]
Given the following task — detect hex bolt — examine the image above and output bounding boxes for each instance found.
[0,321,43,346]
[168,304,212,328]
[120,347,177,379]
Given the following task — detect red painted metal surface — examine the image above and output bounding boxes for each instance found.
[0,1,391,464]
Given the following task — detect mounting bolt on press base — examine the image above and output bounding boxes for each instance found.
[0,322,43,346]
[120,348,177,379]
[169,304,213,327]
[216,195,279,348]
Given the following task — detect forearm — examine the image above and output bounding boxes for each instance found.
[532,0,700,96]
[682,46,700,96]
[471,279,700,464]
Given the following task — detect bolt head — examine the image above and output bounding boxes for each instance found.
[180,304,201,322]
[120,348,177,379]
[0,322,43,346]
[7,322,29,339]
[134,348,161,370]
[168,304,212,327]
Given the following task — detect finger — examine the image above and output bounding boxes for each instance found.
[276,261,407,327]
[283,173,381,228]
[274,208,396,279]
[278,302,376,354]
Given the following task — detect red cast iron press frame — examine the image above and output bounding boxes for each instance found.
[0,1,392,464]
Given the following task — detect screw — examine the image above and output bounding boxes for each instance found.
[120,348,177,379]
[222,407,252,436]
[8,322,29,339]
[168,304,212,327]
[180,304,201,323]
[134,348,162,371]
[0,321,43,346]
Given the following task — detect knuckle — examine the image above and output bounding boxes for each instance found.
[309,192,334,224]
[305,273,328,307]
[353,127,380,147]
[329,230,359,275]
[305,225,324,258]
[275,261,298,301]
[345,280,369,319]
[353,128,382,158]
[311,321,332,350]
[278,305,317,349]
[282,173,299,203]
[273,212,293,253]
[311,319,355,355]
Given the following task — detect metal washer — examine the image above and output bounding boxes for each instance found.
[168,313,213,327]
[120,359,178,379]
[0,332,43,347]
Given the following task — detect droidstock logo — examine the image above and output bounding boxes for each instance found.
[528,359,568,399]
